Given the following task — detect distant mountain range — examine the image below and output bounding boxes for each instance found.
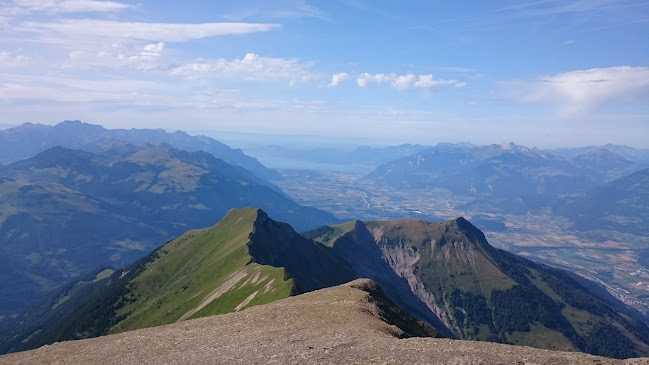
[366,142,644,212]
[0,146,338,315]
[555,168,649,235]
[550,144,649,165]
[4,209,647,359]
[0,120,277,180]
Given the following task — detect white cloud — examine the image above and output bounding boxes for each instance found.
[327,72,349,87]
[169,53,318,83]
[16,20,281,43]
[357,73,390,87]
[357,72,462,90]
[11,0,130,13]
[393,74,416,90]
[66,42,166,70]
[413,74,458,88]
[0,51,29,67]
[141,42,165,57]
[514,66,649,113]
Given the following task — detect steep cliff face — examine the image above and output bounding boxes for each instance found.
[323,221,453,337]
[370,218,516,339]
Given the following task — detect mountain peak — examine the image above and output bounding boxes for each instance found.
[247,209,357,294]
[58,120,83,125]
[55,120,105,131]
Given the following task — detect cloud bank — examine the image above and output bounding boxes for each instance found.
[17,20,281,42]
[4,0,131,14]
[519,66,649,113]
[357,72,463,90]
[169,53,316,82]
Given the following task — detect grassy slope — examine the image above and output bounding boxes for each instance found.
[111,207,294,333]
[303,221,357,246]
[0,178,161,313]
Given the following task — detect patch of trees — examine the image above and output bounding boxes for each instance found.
[301,225,337,244]
[450,289,493,337]
[490,284,574,337]
[582,323,636,359]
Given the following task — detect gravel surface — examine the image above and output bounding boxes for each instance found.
[2,279,647,365]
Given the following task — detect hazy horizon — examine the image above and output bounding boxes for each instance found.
[3,120,649,150]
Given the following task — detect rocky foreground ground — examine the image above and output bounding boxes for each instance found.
[2,279,648,365]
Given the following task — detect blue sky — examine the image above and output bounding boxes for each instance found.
[0,0,648,147]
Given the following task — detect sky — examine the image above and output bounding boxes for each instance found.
[0,0,648,147]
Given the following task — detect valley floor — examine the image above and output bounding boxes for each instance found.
[1,280,646,365]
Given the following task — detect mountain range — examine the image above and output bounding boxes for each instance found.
[0,120,277,180]
[1,121,648,362]
[0,146,337,315]
[550,144,649,165]
[555,168,649,235]
[3,208,648,359]
[366,142,644,212]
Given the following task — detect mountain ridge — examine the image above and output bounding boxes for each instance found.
[0,208,355,353]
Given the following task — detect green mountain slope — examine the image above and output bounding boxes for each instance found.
[0,177,163,312]
[305,217,649,359]
[1,208,356,353]
[0,146,334,232]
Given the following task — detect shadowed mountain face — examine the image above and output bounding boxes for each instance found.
[555,168,649,235]
[366,143,641,212]
[0,120,277,180]
[0,147,338,315]
[0,208,356,354]
[306,217,649,359]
